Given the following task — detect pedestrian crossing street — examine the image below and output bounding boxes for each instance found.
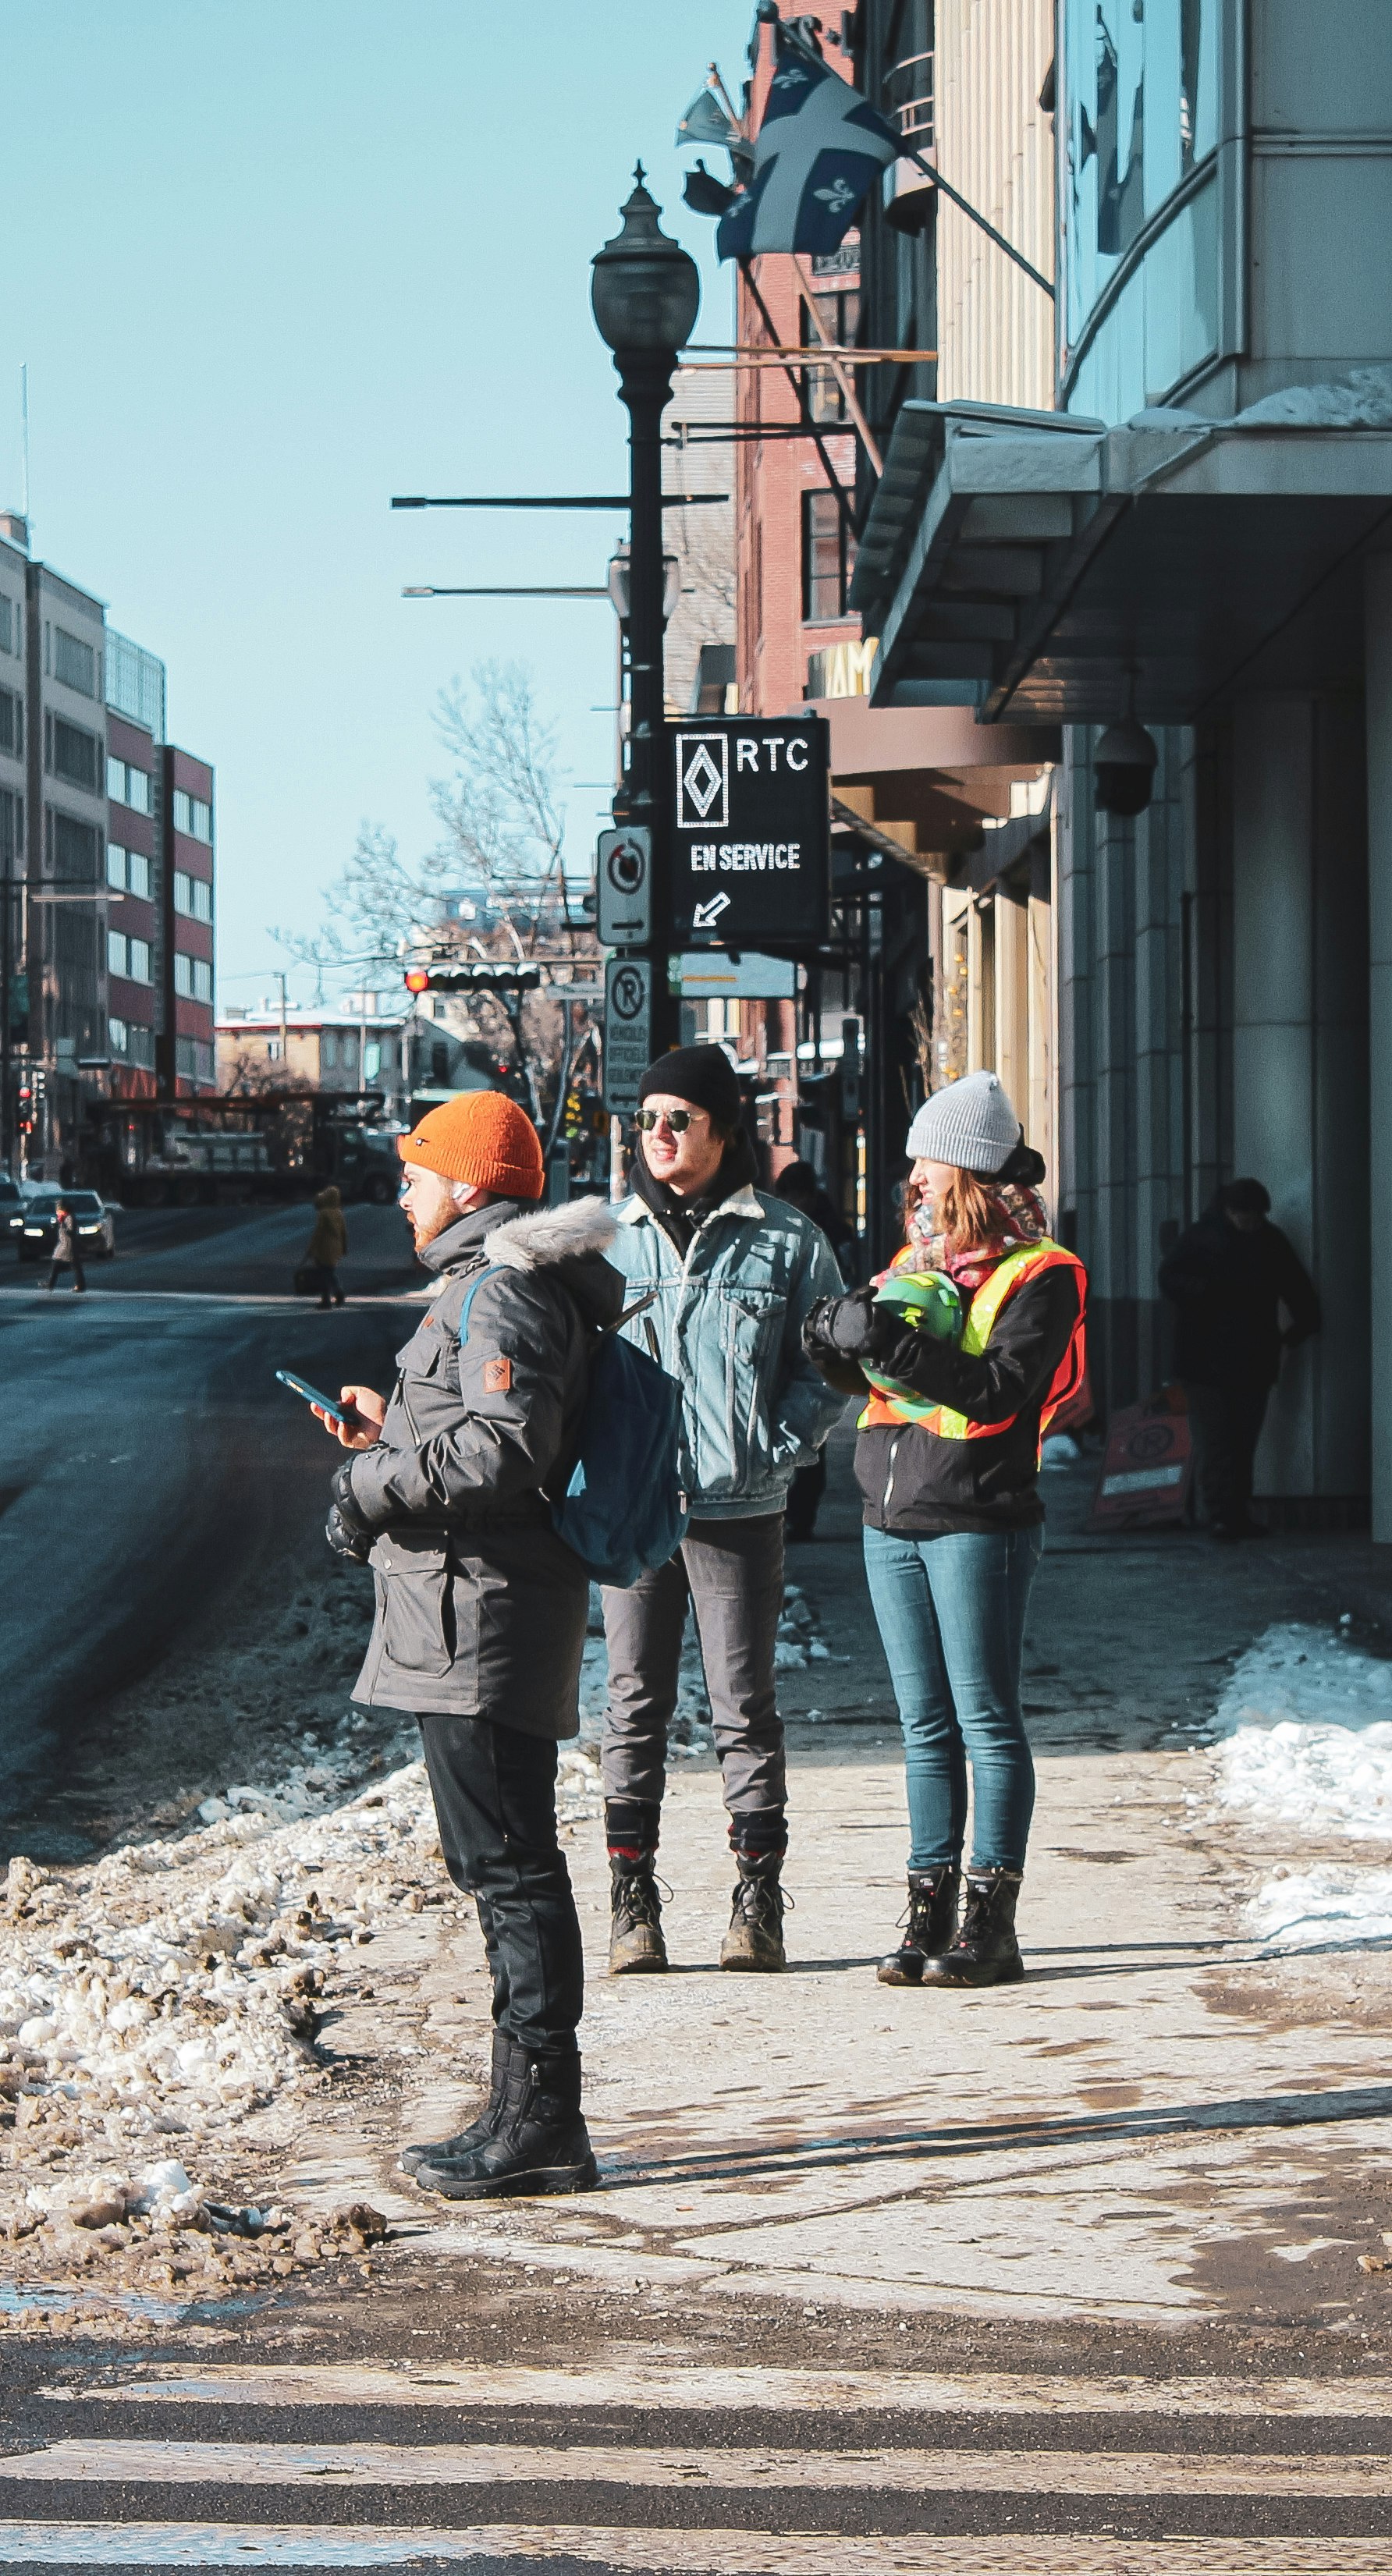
[0,2360,1388,2570]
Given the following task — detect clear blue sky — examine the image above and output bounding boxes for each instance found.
[2,0,754,1005]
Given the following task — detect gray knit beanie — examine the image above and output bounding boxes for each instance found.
[905,1072,1022,1174]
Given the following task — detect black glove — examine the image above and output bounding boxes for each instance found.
[821,1288,881,1359]
[804,1291,880,1397]
[325,1459,374,1564]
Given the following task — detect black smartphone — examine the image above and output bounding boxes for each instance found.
[275,1369,361,1431]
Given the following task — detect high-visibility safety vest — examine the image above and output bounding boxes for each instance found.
[858,1239,1087,1444]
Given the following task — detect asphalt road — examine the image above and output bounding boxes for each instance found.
[0,1199,421,1855]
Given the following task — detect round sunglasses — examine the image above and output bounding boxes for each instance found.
[634,1106,703,1133]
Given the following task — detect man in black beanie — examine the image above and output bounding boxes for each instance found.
[602,1045,845,1974]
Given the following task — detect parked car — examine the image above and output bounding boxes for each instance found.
[1,1175,29,1245]
[16,1190,117,1262]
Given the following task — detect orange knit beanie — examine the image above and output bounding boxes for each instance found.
[396,1090,545,1201]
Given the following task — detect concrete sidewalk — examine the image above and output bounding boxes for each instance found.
[288,1424,1392,2338]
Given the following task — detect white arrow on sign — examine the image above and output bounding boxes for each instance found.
[692,891,732,931]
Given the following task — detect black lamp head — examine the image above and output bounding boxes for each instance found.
[591,166,701,357]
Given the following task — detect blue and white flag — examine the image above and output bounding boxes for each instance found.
[716,27,901,262]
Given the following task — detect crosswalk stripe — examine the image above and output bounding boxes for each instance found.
[0,2531,1390,2572]
[5,2439,1390,2496]
[63,2365,1392,2416]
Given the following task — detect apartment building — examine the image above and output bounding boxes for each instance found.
[217,1005,411,1120]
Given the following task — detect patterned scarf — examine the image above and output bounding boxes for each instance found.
[898,1180,1051,1297]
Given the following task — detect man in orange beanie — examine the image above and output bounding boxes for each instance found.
[314,1086,625,2198]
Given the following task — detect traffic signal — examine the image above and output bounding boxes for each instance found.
[403,963,542,997]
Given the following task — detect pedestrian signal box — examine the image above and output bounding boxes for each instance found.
[667,715,829,950]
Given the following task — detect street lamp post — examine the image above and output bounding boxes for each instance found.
[591,168,700,1059]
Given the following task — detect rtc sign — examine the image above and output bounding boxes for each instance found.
[669,715,829,948]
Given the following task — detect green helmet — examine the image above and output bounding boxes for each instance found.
[872,1267,964,1344]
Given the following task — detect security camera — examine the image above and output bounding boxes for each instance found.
[1094,715,1158,818]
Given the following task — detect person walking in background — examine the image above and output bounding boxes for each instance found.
[602,1047,845,1977]
[304,1183,348,1308]
[315,1090,624,2199]
[46,1201,86,1295]
[804,1072,1085,1991]
[1159,1177,1319,1542]
[776,1159,855,1542]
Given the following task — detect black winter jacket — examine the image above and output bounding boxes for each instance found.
[1159,1198,1319,1388]
[346,1194,624,1733]
[804,1263,1085,1536]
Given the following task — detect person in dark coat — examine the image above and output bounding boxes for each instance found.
[775,1160,855,1541]
[315,1088,625,2200]
[1159,1177,1320,1540]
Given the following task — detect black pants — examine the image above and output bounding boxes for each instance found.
[419,1715,583,2059]
[1184,1379,1271,1531]
[784,1451,826,1540]
[46,1254,85,1293]
[309,1262,344,1308]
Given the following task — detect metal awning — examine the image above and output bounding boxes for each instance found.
[852,396,1392,726]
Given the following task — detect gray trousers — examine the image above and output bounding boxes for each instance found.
[601,1512,787,1825]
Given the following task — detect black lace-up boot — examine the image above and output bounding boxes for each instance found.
[920,1867,1025,1986]
[608,1853,669,1975]
[719,1851,788,1972]
[876,1867,961,1986]
[399,2025,517,2174]
[413,2047,597,2199]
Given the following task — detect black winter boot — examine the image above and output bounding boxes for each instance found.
[413,2047,597,2199]
[608,1853,669,1975]
[920,1867,1024,1986]
[719,1852,788,1972]
[399,2027,515,2174]
[876,1867,961,1986]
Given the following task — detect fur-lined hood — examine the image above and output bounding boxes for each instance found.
[485,1193,624,1331]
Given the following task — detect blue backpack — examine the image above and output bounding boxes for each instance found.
[456,1268,687,1589]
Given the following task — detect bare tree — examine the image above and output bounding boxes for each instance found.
[431,662,583,949]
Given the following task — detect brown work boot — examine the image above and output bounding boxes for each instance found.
[608,1855,669,1975]
[920,1867,1024,1987]
[719,1851,787,1972]
[877,1866,961,1985]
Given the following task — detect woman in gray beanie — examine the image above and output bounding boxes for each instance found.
[803,1073,1086,1989]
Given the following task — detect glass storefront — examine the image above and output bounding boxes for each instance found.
[1061,0,1222,416]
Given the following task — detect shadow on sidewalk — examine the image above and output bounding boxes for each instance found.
[595,2080,1392,2191]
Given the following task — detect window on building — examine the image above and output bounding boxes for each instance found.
[53,812,100,882]
[0,598,13,656]
[108,756,151,812]
[800,289,861,424]
[0,787,20,869]
[53,717,99,792]
[173,868,211,921]
[128,849,151,899]
[108,929,127,977]
[129,936,151,983]
[108,1014,129,1057]
[108,843,126,891]
[54,627,96,697]
[364,1041,382,1081]
[176,1036,216,1084]
[172,788,213,842]
[0,687,21,756]
[801,490,857,620]
[321,1027,338,1070]
[174,952,212,1003]
[130,1023,155,1069]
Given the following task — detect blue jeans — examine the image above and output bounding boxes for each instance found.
[862,1524,1044,1873]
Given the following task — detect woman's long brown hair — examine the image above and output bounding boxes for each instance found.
[906,1166,996,1252]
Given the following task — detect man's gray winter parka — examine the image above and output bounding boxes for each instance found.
[346,1194,624,1735]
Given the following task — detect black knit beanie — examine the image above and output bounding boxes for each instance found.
[637,1044,741,1128]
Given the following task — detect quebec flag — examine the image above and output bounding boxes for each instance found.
[716,27,902,262]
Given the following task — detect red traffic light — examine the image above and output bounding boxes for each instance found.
[403,968,430,994]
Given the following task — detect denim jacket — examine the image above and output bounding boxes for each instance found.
[607,1185,847,1520]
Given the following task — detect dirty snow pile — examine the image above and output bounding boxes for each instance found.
[1245,1867,1392,1953]
[1211,1624,1392,1838]
[0,1742,603,2285]
[1206,1623,1392,1951]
